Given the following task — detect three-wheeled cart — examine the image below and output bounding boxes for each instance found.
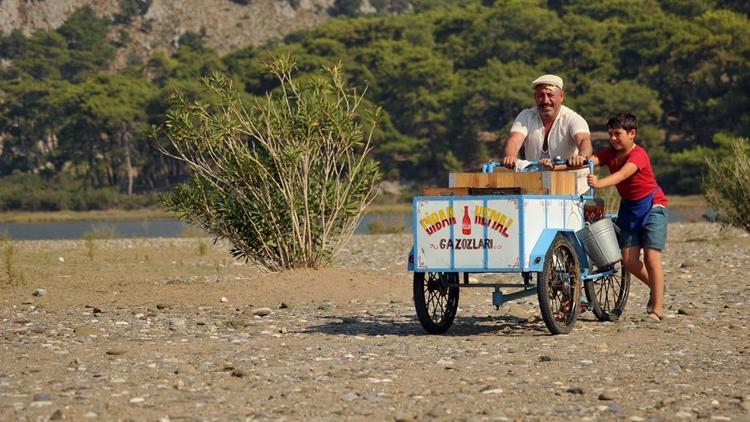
[407,162,630,335]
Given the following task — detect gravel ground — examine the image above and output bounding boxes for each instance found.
[0,222,749,421]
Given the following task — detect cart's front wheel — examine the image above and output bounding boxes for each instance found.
[537,235,581,335]
[413,272,460,334]
[584,261,630,321]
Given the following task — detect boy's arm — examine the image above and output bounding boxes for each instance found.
[587,162,638,189]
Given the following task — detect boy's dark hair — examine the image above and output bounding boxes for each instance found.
[607,113,638,132]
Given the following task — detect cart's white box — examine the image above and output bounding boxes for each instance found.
[414,196,585,272]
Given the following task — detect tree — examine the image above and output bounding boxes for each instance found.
[56,73,155,192]
[330,0,362,17]
[159,57,380,271]
[57,6,116,80]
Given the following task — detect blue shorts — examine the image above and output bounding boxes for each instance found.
[618,207,668,250]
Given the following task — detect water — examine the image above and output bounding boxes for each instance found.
[0,219,189,240]
[0,208,706,240]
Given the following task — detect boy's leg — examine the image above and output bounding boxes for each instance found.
[644,248,664,316]
[622,246,649,287]
[642,207,668,317]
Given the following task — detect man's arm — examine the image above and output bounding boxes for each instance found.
[502,131,526,168]
[567,132,593,166]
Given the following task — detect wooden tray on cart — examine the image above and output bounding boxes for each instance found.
[447,168,589,195]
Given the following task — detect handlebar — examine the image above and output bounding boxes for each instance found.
[481,157,568,173]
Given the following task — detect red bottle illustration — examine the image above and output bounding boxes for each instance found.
[462,206,472,235]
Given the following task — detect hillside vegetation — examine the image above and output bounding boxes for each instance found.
[1,0,749,210]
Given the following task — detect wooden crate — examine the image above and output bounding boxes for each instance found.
[422,187,470,196]
[448,168,589,195]
[421,187,522,196]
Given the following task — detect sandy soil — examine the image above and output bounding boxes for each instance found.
[1,222,749,421]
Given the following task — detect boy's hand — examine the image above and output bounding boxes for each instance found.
[587,174,600,188]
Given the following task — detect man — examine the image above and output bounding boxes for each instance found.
[502,74,592,169]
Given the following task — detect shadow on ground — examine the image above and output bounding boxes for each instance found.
[303,314,552,337]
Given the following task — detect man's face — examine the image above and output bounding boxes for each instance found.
[533,85,564,120]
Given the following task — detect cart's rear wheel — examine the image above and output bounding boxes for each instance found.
[413,272,460,334]
[537,235,581,335]
[584,261,630,321]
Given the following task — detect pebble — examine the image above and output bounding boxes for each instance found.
[33,394,52,402]
[32,288,48,297]
[252,308,272,317]
[598,391,615,401]
[680,260,697,268]
[0,227,746,420]
[175,365,197,375]
[50,409,64,420]
[167,318,186,330]
[220,297,228,303]
[342,392,358,401]
[593,343,609,351]
[231,369,247,378]
[394,412,416,422]
[74,326,98,336]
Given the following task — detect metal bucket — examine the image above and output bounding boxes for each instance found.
[576,218,622,268]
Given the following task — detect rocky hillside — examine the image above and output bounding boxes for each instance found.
[0,0,342,55]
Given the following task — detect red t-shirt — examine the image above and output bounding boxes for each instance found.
[595,145,669,206]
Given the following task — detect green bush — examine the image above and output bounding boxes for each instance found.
[159,56,381,271]
[704,137,750,232]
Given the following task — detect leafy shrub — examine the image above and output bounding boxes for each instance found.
[159,56,381,271]
[704,137,750,232]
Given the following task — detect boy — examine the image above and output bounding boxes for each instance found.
[586,113,669,322]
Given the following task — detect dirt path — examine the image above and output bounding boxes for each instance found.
[1,223,749,420]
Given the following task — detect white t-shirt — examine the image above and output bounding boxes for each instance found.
[510,105,590,160]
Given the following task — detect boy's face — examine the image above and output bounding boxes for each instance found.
[608,127,637,151]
